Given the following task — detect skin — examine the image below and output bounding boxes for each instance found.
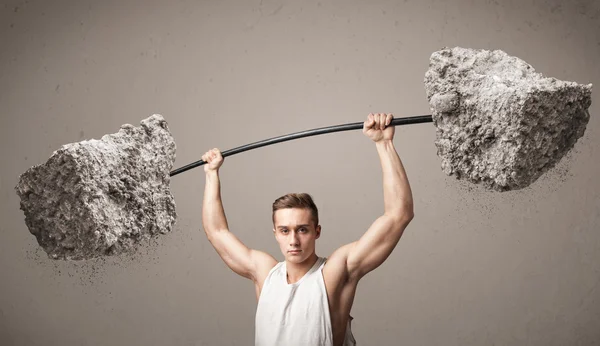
[201,113,414,346]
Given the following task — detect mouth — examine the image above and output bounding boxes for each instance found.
[288,250,302,254]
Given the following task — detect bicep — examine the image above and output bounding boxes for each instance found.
[207,230,276,281]
[346,214,411,279]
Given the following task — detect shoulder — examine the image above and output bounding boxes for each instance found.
[250,250,279,283]
[322,242,358,286]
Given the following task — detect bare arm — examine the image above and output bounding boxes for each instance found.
[345,114,414,280]
[201,149,276,282]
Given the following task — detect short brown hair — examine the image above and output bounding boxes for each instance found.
[272,193,319,227]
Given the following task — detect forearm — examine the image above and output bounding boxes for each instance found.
[202,170,229,235]
[375,139,414,219]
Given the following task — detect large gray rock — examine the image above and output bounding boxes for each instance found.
[15,114,177,260]
[424,47,592,191]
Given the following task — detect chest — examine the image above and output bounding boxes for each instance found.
[258,273,329,321]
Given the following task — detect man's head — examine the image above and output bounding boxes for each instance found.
[272,193,321,263]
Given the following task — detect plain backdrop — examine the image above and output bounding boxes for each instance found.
[1,0,599,345]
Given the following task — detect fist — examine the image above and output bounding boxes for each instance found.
[363,113,394,142]
[202,148,224,172]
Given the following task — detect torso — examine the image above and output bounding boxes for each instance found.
[253,248,358,346]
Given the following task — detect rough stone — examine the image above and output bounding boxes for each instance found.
[15,114,177,260]
[424,47,592,191]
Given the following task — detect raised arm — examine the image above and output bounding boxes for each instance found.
[201,148,276,282]
[345,113,414,280]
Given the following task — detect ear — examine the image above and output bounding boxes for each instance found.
[315,225,321,239]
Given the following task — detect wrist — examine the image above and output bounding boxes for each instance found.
[375,139,394,149]
[205,170,219,178]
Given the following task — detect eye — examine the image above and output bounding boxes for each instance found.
[299,228,307,233]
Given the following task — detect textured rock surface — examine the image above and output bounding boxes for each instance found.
[15,114,177,260]
[424,47,592,191]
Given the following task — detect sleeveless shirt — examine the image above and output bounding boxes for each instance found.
[255,257,357,346]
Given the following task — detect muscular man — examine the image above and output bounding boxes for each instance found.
[201,113,414,346]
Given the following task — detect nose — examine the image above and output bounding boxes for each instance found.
[288,232,299,246]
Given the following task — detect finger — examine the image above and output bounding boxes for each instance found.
[365,113,374,130]
[385,113,392,127]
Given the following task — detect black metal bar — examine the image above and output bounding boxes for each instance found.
[169,114,433,177]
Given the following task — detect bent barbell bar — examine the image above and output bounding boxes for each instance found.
[169,114,433,177]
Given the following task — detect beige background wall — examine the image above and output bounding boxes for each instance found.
[1,0,599,345]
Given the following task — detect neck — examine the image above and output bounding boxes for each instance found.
[286,253,318,284]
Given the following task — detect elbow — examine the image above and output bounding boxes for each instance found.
[388,204,414,225]
[406,201,415,219]
[405,206,415,221]
[203,225,224,239]
[201,222,210,235]
[202,226,213,240]
[401,207,414,225]
[204,229,222,246]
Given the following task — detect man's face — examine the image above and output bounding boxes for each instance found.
[273,208,321,263]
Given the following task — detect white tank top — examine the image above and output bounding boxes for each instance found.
[255,257,357,346]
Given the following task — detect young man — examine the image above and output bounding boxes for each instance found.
[201,113,414,346]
